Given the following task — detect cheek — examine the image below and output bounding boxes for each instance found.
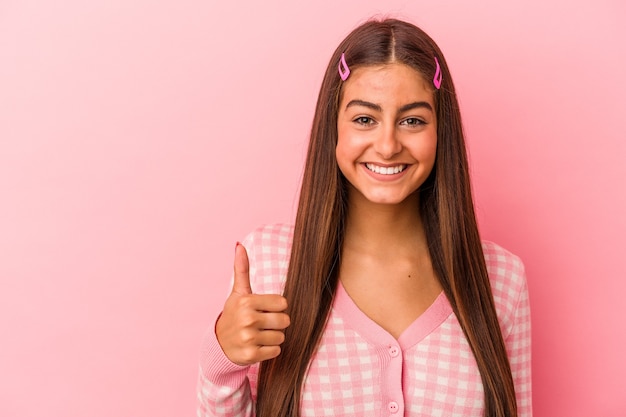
[427,141,438,162]
[335,128,358,167]
[415,135,438,164]
[335,139,351,175]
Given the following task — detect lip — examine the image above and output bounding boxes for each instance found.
[365,162,405,168]
[361,162,410,181]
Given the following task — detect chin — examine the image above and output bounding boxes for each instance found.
[364,194,410,206]
[362,188,421,206]
[347,183,419,207]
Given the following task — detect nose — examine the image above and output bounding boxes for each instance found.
[373,125,402,159]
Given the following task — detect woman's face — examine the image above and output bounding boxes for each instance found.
[336,62,438,207]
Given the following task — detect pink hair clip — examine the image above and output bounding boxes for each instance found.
[433,56,442,90]
[338,53,350,81]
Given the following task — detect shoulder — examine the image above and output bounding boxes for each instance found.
[241,223,294,252]
[481,241,528,338]
[241,223,294,294]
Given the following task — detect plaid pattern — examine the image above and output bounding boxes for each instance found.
[197,224,532,417]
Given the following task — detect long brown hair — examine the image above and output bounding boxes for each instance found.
[256,18,517,417]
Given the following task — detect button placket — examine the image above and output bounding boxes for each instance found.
[389,345,400,357]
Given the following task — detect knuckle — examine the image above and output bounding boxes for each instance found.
[239,311,258,328]
[240,348,258,364]
[239,328,256,345]
[237,295,255,309]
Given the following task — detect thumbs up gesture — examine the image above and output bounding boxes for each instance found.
[215,242,291,366]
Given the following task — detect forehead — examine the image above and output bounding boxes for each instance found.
[340,63,434,107]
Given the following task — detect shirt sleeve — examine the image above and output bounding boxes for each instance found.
[505,263,532,417]
[196,319,255,417]
[196,231,261,417]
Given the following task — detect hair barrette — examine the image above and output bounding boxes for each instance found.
[338,53,350,81]
[433,57,442,90]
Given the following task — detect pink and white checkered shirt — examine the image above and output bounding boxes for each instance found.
[198,224,531,417]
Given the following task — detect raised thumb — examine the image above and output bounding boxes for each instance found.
[232,242,252,295]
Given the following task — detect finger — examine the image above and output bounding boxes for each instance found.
[257,311,290,331]
[255,329,286,347]
[232,242,252,295]
[231,344,281,366]
[255,345,282,362]
[247,294,288,313]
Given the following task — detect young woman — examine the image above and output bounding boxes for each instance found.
[198,18,531,417]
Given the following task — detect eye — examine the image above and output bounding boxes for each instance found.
[400,117,426,127]
[353,116,375,126]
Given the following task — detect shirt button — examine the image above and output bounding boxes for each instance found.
[389,345,400,357]
[388,401,399,413]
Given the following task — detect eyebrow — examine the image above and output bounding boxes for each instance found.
[399,101,433,113]
[345,99,382,112]
[345,99,433,113]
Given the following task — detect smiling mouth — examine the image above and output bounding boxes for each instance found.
[365,163,407,175]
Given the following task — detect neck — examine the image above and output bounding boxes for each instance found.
[343,189,428,257]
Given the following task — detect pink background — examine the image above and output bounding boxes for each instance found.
[1,1,625,416]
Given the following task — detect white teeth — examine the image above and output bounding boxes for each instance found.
[365,163,406,175]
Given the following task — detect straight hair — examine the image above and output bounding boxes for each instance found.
[256,18,518,417]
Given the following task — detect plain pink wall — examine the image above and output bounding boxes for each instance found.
[1,0,624,416]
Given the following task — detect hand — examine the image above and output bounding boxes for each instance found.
[215,243,290,366]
